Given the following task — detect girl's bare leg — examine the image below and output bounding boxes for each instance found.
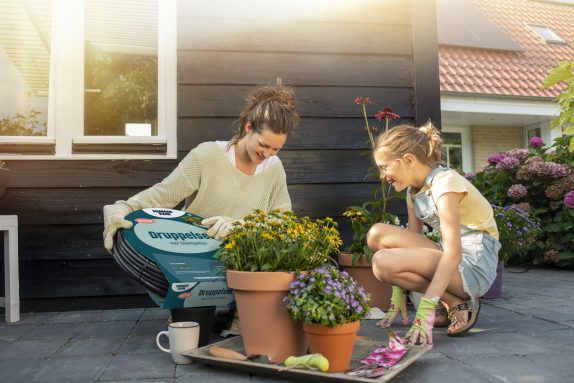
[367,223,470,330]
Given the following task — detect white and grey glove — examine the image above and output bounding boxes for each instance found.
[201,216,244,241]
[103,204,133,253]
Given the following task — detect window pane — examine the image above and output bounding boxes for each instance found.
[84,0,158,136]
[442,132,462,146]
[448,146,463,174]
[0,0,51,136]
[527,127,541,140]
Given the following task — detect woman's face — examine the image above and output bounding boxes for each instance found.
[374,149,409,192]
[242,124,288,164]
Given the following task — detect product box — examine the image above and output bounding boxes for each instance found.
[123,208,234,309]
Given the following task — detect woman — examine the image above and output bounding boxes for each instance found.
[103,79,300,335]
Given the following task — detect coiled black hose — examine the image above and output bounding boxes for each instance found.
[112,229,169,297]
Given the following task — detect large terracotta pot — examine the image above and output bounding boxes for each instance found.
[226,270,307,363]
[338,253,392,311]
[303,320,360,372]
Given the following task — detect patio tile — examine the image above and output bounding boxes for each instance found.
[0,357,46,383]
[0,324,39,341]
[0,337,69,359]
[21,323,84,339]
[140,308,171,321]
[130,319,168,336]
[461,354,569,382]
[99,308,144,322]
[30,355,111,383]
[118,334,163,354]
[100,352,176,381]
[49,310,105,324]
[77,321,135,338]
[399,352,493,383]
[56,336,123,357]
[175,362,250,382]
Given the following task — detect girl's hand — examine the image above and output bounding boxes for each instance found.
[405,297,437,346]
[377,286,409,328]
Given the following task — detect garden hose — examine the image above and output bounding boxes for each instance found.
[112,229,169,297]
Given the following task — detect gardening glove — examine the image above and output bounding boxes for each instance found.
[103,204,133,253]
[201,216,244,241]
[405,297,437,346]
[377,286,409,328]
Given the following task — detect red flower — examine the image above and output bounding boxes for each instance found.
[375,107,400,122]
[354,96,372,105]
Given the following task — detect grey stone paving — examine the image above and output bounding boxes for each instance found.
[1,267,573,382]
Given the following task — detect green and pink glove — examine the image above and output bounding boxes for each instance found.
[405,297,437,346]
[377,286,409,328]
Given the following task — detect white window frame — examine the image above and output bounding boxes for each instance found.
[442,125,472,174]
[0,0,177,160]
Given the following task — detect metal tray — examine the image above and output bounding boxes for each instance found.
[184,336,431,382]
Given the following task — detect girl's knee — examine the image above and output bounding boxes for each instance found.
[367,223,388,251]
[371,250,393,282]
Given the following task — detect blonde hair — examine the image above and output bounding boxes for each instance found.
[374,121,443,167]
[230,78,300,146]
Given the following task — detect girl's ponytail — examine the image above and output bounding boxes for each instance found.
[418,121,442,167]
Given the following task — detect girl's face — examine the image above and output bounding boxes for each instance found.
[374,149,410,192]
[242,124,288,164]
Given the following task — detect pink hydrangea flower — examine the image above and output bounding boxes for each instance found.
[496,156,519,170]
[529,137,544,147]
[505,148,530,161]
[565,190,574,209]
[507,184,528,199]
[487,153,506,165]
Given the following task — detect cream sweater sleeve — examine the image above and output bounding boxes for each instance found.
[269,164,291,211]
[116,149,201,212]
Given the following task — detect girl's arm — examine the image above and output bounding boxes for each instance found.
[407,204,423,234]
[424,191,463,299]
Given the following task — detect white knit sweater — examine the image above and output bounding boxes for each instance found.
[116,142,291,219]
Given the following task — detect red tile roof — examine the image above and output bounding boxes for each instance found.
[439,0,574,98]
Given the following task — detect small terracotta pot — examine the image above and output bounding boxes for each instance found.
[226,270,307,363]
[303,320,360,372]
[338,253,392,311]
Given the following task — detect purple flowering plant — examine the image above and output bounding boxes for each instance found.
[284,264,371,326]
[492,205,542,264]
[468,135,574,266]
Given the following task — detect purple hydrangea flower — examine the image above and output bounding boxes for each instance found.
[506,148,530,161]
[565,190,574,209]
[464,172,476,179]
[507,184,528,199]
[546,162,570,178]
[487,153,506,165]
[496,156,520,170]
[529,137,544,147]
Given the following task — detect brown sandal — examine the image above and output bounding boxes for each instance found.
[434,303,451,327]
[446,299,480,337]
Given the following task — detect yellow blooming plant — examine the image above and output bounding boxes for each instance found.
[217,209,342,272]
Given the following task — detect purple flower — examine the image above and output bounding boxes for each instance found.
[464,172,476,179]
[565,190,574,209]
[487,153,506,165]
[496,156,519,170]
[507,184,528,199]
[546,162,570,178]
[529,137,544,147]
[506,148,530,161]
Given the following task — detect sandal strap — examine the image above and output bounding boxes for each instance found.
[447,301,479,325]
[436,305,448,316]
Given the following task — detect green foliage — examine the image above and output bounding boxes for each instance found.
[492,205,542,265]
[284,265,371,326]
[542,61,574,151]
[467,136,574,267]
[0,110,46,136]
[342,192,400,264]
[217,209,342,272]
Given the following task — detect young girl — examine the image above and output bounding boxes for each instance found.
[367,122,500,345]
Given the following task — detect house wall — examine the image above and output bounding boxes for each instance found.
[471,125,524,171]
[0,0,440,311]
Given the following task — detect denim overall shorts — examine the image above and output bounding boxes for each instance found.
[411,167,501,299]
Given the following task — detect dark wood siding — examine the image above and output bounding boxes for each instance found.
[0,0,440,310]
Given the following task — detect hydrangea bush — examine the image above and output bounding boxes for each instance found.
[284,265,371,327]
[467,135,574,266]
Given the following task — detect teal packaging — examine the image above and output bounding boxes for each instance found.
[123,208,234,309]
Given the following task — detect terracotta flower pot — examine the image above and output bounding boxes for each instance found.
[226,270,307,363]
[302,320,360,372]
[338,253,392,311]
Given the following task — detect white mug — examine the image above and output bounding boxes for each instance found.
[156,321,200,364]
